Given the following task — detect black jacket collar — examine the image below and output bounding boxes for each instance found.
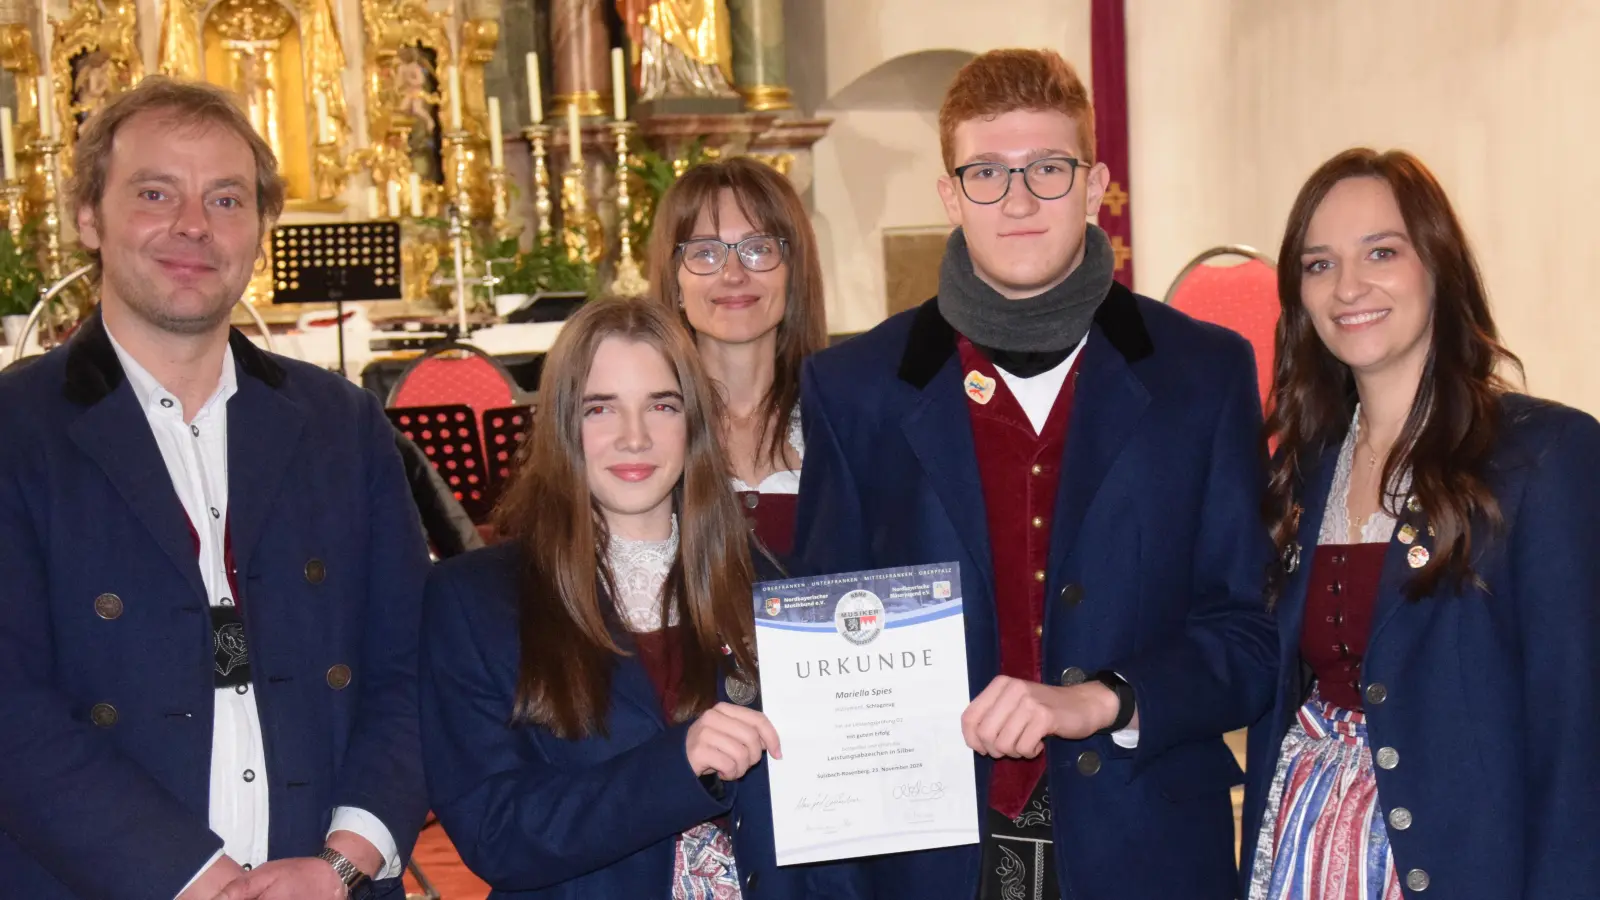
[897,279,1154,389]
[63,307,286,406]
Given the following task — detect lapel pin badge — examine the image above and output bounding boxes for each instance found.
[1406,495,1423,515]
[1407,545,1430,569]
[1282,541,1302,574]
[963,370,996,406]
[1397,523,1417,545]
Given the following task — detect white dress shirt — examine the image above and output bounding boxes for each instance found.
[104,328,400,893]
[992,337,1139,749]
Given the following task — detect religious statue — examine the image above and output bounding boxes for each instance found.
[207,0,296,165]
[50,0,142,147]
[395,45,442,182]
[616,0,739,102]
[70,49,113,123]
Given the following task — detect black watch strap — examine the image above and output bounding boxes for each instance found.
[1091,670,1136,735]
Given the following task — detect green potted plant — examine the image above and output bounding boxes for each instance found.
[0,220,44,347]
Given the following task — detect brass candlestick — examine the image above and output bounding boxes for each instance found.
[521,124,553,240]
[0,181,24,243]
[608,121,647,297]
[32,138,64,281]
[443,129,475,277]
[487,165,509,239]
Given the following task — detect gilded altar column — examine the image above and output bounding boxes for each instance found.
[727,0,791,111]
[550,0,608,118]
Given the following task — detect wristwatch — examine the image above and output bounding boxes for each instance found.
[317,847,374,900]
[1091,670,1137,735]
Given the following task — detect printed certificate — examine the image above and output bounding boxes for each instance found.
[753,562,978,865]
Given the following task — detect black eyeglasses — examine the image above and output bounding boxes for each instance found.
[952,156,1089,205]
[676,235,788,276]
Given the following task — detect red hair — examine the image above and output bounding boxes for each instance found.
[938,49,1096,173]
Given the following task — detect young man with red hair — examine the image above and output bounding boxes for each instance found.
[794,49,1275,899]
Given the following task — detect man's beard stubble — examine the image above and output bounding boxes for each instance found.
[101,256,243,337]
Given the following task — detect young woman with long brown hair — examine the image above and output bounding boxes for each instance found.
[417,298,846,899]
[1241,149,1600,900]
[648,157,827,557]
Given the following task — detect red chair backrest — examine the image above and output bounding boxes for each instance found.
[387,343,518,423]
[1166,250,1280,409]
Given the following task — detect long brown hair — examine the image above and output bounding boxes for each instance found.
[493,297,758,738]
[646,157,827,471]
[1264,149,1522,604]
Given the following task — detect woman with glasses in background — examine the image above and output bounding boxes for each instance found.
[647,158,827,558]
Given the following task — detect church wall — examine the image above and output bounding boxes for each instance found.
[800,0,1600,414]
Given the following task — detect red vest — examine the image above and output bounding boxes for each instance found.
[957,337,1080,818]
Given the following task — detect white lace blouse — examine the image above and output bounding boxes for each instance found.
[1318,406,1409,546]
[607,516,680,632]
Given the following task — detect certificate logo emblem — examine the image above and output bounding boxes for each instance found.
[835,589,885,645]
[933,580,951,600]
[765,596,783,617]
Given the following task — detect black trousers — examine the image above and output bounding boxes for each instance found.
[978,777,1060,900]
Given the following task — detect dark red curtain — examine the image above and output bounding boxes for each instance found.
[1091,0,1133,289]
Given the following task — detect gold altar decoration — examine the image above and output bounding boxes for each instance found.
[457,17,497,215]
[157,0,203,78]
[50,0,142,159]
[0,22,44,213]
[359,0,450,192]
[617,0,738,102]
[203,0,314,200]
[300,0,349,202]
[400,216,440,304]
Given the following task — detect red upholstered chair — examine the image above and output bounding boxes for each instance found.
[385,341,521,423]
[1164,245,1281,409]
[385,404,494,524]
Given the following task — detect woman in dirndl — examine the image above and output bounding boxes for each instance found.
[1241,147,1600,900]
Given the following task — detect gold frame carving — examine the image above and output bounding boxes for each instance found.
[359,0,450,202]
[51,0,143,166]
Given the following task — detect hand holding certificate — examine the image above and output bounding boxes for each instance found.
[752,563,979,866]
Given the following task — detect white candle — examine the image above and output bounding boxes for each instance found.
[611,48,627,121]
[386,180,401,218]
[36,75,53,140]
[487,97,503,168]
[446,65,463,131]
[566,102,581,163]
[314,91,330,143]
[364,185,380,218]
[525,52,542,124]
[37,0,49,80]
[408,172,422,217]
[1,108,15,182]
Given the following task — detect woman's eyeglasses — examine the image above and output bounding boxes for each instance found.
[676,235,788,276]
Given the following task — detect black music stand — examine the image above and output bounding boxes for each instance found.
[270,221,403,377]
[385,404,492,523]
